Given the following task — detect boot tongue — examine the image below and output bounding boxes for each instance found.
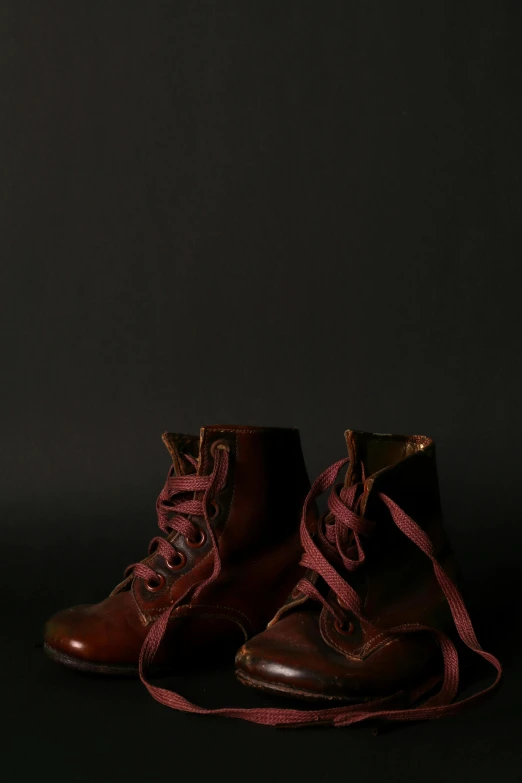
[343,431,361,488]
[161,432,199,475]
[343,430,431,487]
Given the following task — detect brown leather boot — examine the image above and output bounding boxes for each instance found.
[44,425,310,675]
[231,431,502,727]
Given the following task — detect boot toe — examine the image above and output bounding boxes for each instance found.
[43,591,145,669]
[236,608,443,701]
[44,604,98,661]
[235,610,355,700]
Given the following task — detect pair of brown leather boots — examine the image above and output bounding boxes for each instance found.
[44,425,501,728]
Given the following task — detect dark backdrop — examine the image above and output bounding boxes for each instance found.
[2,2,521,781]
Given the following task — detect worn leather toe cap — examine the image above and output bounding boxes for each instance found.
[44,591,145,666]
[235,609,362,699]
[236,607,440,701]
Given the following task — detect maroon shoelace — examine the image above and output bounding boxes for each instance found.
[139,458,502,727]
[126,445,229,595]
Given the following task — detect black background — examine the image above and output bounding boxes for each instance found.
[2,1,521,781]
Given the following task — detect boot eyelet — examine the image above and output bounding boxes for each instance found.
[186,528,207,548]
[291,587,302,600]
[145,573,166,592]
[165,551,186,571]
[210,439,230,458]
[334,617,355,635]
[336,595,350,611]
[208,500,221,521]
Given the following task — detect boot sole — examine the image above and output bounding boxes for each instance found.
[43,643,139,676]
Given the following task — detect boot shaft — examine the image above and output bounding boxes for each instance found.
[198,425,310,558]
[346,431,442,533]
[335,431,454,631]
[133,425,311,629]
